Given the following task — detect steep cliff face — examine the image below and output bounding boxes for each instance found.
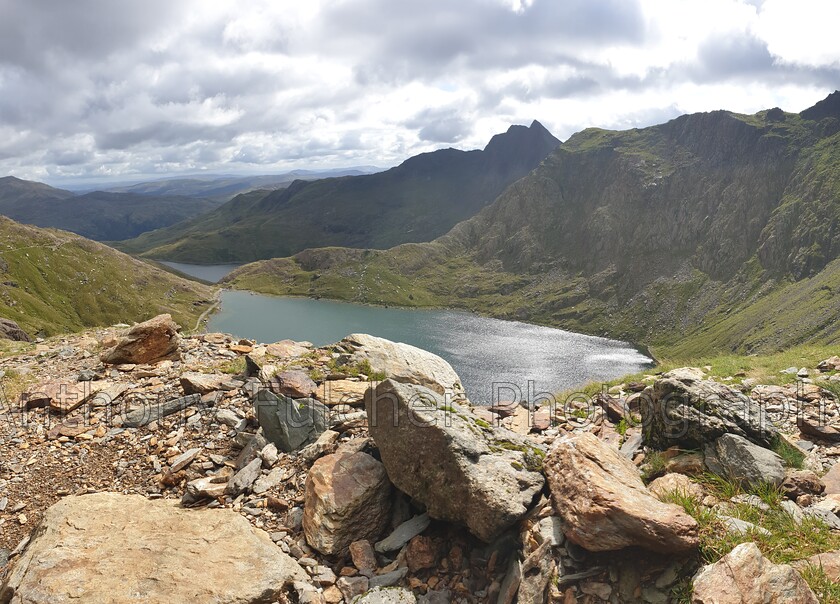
[224,93,840,356]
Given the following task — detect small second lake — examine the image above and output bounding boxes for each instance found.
[208,290,653,403]
[159,261,242,284]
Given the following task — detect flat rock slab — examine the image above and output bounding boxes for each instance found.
[318,379,372,406]
[0,492,308,604]
[121,394,201,428]
[100,313,180,365]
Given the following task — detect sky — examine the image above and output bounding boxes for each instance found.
[1,0,839,186]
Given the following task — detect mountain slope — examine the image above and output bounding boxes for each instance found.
[0,177,222,241]
[117,121,560,263]
[0,216,215,336]
[223,92,840,358]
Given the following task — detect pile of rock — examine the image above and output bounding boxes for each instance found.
[0,318,838,603]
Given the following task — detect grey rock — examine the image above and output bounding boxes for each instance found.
[260,443,279,467]
[719,515,771,536]
[375,513,431,553]
[226,457,263,495]
[804,506,840,530]
[235,432,268,470]
[253,467,287,495]
[781,500,804,524]
[418,590,451,604]
[169,447,200,473]
[355,586,416,604]
[642,368,777,449]
[121,394,202,428]
[368,380,544,542]
[518,541,553,604]
[534,516,565,547]
[214,408,241,427]
[619,432,643,458]
[337,576,370,602]
[731,494,771,512]
[0,318,30,342]
[254,389,327,452]
[0,548,9,568]
[77,370,97,382]
[368,567,408,589]
[497,557,522,604]
[715,434,785,488]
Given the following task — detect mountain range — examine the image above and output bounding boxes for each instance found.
[115,121,560,263]
[222,92,840,357]
[0,177,223,241]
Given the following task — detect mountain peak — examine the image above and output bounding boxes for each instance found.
[800,90,840,121]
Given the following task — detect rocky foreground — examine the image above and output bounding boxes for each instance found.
[0,315,838,603]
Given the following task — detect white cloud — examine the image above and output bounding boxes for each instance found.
[0,0,836,185]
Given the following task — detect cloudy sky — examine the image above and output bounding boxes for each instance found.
[1,0,838,186]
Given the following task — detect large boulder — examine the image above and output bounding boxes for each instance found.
[712,433,786,488]
[100,314,180,365]
[0,318,30,342]
[0,492,308,604]
[692,542,818,603]
[642,368,777,449]
[254,389,327,452]
[368,379,544,542]
[268,370,318,399]
[342,334,462,395]
[303,451,392,555]
[544,432,699,553]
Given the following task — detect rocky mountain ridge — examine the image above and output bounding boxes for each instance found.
[223,92,840,358]
[0,315,838,602]
[116,121,560,263]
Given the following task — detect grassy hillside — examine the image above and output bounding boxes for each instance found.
[0,176,222,241]
[116,121,560,263]
[224,92,840,359]
[0,217,216,337]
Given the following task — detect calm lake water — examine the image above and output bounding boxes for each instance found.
[159,261,242,283]
[208,290,653,402]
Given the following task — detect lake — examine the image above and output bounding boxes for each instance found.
[208,290,653,403]
[159,261,242,283]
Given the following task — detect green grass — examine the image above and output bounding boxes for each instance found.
[800,565,840,604]
[0,217,216,337]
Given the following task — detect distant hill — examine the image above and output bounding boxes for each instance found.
[0,177,222,241]
[116,122,560,263]
[101,168,382,202]
[223,92,840,358]
[0,216,215,336]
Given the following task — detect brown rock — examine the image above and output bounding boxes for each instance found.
[664,452,706,476]
[648,473,705,501]
[303,451,392,555]
[180,372,226,395]
[349,540,377,571]
[692,542,818,603]
[267,339,311,358]
[318,379,372,406]
[0,493,307,603]
[100,314,180,365]
[781,470,825,499]
[20,381,100,413]
[337,576,370,602]
[269,370,318,399]
[544,432,699,553]
[822,463,840,494]
[230,344,253,354]
[792,550,840,582]
[405,535,437,572]
[797,416,840,443]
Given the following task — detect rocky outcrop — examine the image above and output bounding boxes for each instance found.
[712,433,786,488]
[0,492,308,604]
[367,379,544,541]
[303,451,392,555]
[254,389,327,452]
[692,542,818,603]
[0,318,29,342]
[642,368,777,449]
[343,334,462,395]
[100,314,180,365]
[544,432,699,553]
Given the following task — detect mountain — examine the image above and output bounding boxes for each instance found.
[100,168,382,201]
[0,177,222,241]
[223,92,840,358]
[0,216,215,336]
[116,121,560,263]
